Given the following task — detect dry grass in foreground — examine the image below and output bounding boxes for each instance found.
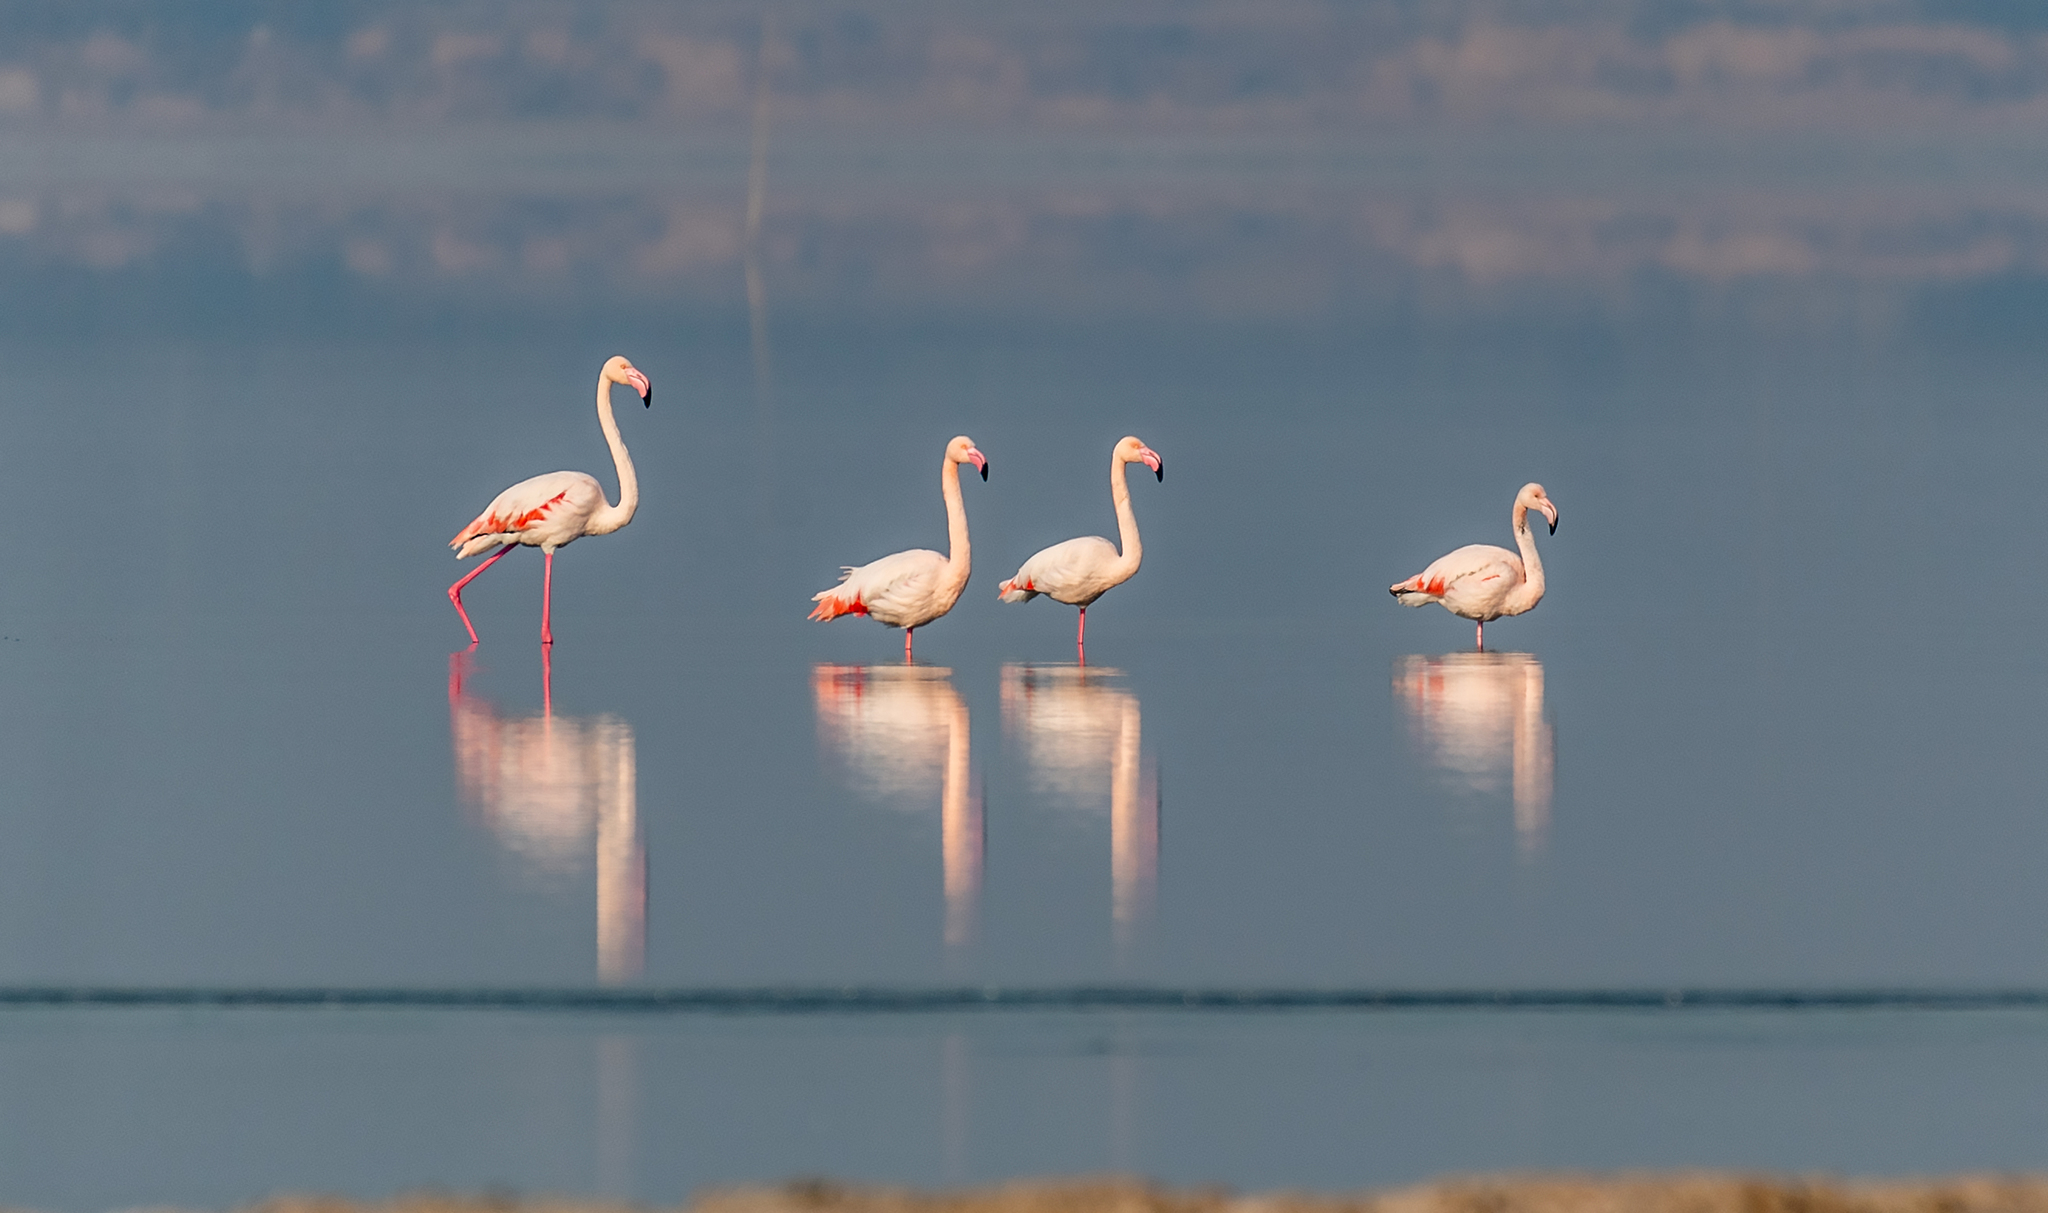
[248,1175,2048,1213]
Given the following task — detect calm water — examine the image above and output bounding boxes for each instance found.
[2,0,2048,1204]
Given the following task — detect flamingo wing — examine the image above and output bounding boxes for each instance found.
[810,548,949,626]
[999,536,1120,605]
[452,471,605,557]
[1391,544,1524,609]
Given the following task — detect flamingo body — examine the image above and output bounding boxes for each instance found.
[998,436,1163,658]
[1391,544,1528,622]
[810,548,958,629]
[997,535,1124,607]
[452,470,611,558]
[1391,482,1558,649]
[811,436,988,660]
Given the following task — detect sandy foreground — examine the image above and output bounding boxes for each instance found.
[242,1177,2048,1213]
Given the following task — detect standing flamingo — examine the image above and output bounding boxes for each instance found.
[1390,482,1558,650]
[809,435,989,661]
[448,356,652,647]
[997,436,1163,660]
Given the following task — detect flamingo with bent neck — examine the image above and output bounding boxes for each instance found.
[809,435,989,662]
[447,356,651,647]
[1390,482,1559,650]
[997,436,1164,660]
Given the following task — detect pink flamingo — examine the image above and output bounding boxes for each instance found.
[997,436,1163,660]
[448,356,652,647]
[1391,482,1558,650]
[809,435,989,661]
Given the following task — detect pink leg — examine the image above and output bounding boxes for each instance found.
[541,641,553,716]
[448,544,516,647]
[904,627,914,663]
[1476,620,1484,651]
[1077,607,1088,664]
[541,549,555,646]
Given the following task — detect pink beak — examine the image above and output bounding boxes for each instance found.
[625,368,652,406]
[1139,447,1163,482]
[967,448,989,481]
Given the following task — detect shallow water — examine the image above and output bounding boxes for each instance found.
[2,0,2048,1203]
[8,1004,2048,1210]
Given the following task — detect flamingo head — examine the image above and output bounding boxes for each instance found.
[603,355,652,407]
[1117,435,1164,482]
[1518,483,1558,534]
[947,435,989,481]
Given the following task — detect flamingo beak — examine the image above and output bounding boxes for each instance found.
[1542,501,1558,534]
[968,448,989,481]
[627,369,652,406]
[1141,448,1163,482]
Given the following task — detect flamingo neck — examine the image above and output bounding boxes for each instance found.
[1110,456,1142,578]
[939,456,971,588]
[1505,502,1545,614]
[586,376,639,536]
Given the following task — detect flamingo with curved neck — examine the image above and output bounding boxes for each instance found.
[448,355,652,647]
[1391,482,1559,650]
[809,435,989,662]
[998,436,1164,661]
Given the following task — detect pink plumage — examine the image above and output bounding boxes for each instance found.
[447,356,651,647]
[1391,482,1558,650]
[810,436,989,662]
[997,436,1163,660]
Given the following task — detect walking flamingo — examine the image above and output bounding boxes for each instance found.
[997,436,1163,660]
[448,356,652,647]
[809,436,989,661]
[1390,482,1558,650]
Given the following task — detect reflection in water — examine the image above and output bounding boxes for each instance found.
[813,665,982,950]
[449,652,646,982]
[1393,653,1555,855]
[1000,665,1158,952]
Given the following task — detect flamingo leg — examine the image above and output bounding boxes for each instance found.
[542,641,553,716]
[904,627,914,663]
[1476,619,1484,651]
[448,544,516,647]
[1077,606,1088,664]
[542,549,556,646]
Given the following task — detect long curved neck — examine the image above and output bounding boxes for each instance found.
[1506,502,1545,612]
[939,457,971,584]
[586,378,638,535]
[1110,456,1142,576]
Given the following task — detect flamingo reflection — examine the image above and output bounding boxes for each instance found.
[1000,664,1158,951]
[813,665,982,949]
[1392,652,1555,854]
[449,651,646,982]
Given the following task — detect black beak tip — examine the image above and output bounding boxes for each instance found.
[643,390,652,408]
[1549,519,1557,534]
[1155,465,1164,482]
[980,463,989,481]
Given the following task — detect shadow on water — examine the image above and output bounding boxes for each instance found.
[448,650,646,984]
[1001,664,1158,960]
[1392,653,1555,857]
[813,664,984,954]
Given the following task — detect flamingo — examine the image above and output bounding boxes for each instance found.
[809,435,989,661]
[997,436,1163,659]
[1390,482,1559,650]
[447,356,652,647]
